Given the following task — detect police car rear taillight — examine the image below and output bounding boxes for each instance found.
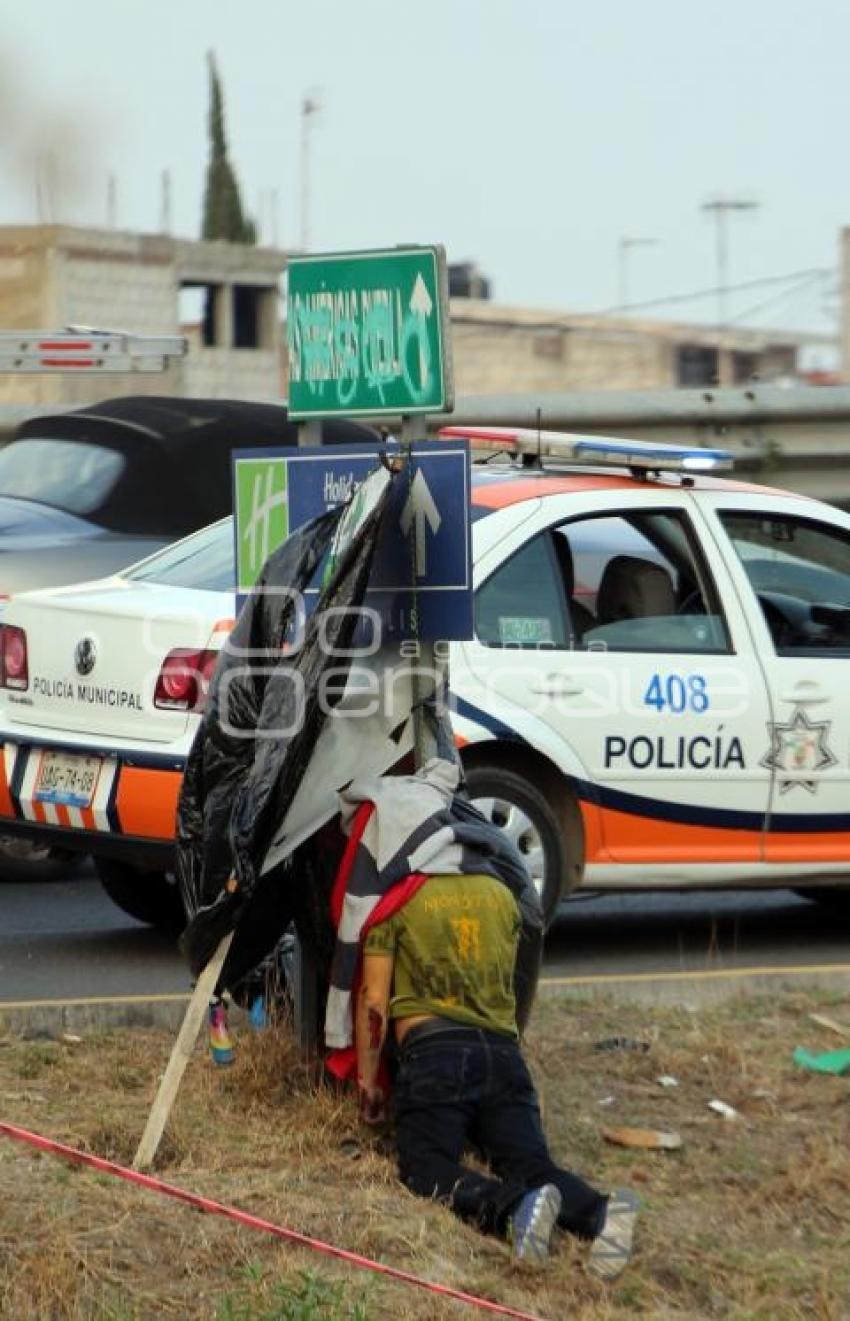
[0,625,28,690]
[154,648,217,712]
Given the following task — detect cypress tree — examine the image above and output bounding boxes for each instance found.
[201,52,256,244]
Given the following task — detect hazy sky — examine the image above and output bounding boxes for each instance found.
[1,0,847,334]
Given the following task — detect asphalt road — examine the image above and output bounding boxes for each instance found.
[2,861,848,1005]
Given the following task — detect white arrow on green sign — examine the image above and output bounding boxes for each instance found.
[287,245,454,419]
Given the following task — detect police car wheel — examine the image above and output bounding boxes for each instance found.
[0,836,74,883]
[95,858,186,934]
[464,765,570,927]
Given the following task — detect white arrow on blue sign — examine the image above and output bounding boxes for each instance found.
[232,440,472,640]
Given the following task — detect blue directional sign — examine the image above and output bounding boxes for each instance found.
[232,441,472,640]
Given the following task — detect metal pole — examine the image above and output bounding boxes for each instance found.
[107,173,117,229]
[400,414,438,770]
[715,207,728,330]
[291,415,324,1055]
[618,240,627,310]
[299,94,320,252]
[160,170,172,235]
[701,198,759,331]
[617,237,659,312]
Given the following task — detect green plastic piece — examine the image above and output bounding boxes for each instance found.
[792,1046,850,1076]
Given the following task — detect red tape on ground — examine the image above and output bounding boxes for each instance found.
[0,1121,544,1321]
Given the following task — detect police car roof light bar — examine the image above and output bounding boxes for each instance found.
[0,329,188,374]
[437,425,735,473]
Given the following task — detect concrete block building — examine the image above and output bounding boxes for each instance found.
[448,299,807,395]
[0,224,286,407]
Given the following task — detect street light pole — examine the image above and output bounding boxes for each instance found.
[617,237,659,310]
[299,93,320,252]
[701,198,759,328]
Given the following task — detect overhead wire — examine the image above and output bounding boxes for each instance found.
[598,266,835,317]
[725,270,831,326]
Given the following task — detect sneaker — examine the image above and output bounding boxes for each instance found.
[587,1188,640,1280]
[509,1183,563,1264]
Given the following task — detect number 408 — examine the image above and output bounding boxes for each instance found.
[643,673,709,714]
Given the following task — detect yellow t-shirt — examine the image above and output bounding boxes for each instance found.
[363,873,520,1038]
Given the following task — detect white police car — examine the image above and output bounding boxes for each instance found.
[1,429,849,929]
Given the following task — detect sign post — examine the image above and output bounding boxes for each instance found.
[278,244,457,1053]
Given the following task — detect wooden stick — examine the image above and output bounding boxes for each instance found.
[133,932,233,1171]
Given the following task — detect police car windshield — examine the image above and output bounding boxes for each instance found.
[0,439,125,516]
[126,518,235,591]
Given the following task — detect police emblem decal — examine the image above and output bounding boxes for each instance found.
[74,637,97,677]
[760,705,837,794]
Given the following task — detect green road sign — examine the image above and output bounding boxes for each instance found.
[287,245,454,419]
[233,456,289,593]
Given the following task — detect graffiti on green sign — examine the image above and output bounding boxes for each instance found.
[288,274,435,406]
[235,457,289,588]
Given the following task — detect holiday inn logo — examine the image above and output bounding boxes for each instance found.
[234,457,289,592]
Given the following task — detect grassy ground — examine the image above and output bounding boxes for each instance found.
[1,988,849,1320]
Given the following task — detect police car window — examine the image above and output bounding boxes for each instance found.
[0,439,125,516]
[475,534,569,647]
[554,511,729,653]
[126,518,235,592]
[720,512,850,653]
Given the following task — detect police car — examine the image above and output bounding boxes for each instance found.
[1,429,849,931]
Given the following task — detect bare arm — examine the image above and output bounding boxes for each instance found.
[355,952,394,1123]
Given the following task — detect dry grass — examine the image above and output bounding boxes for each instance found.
[1,989,849,1319]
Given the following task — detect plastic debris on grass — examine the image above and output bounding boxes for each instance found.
[792,1046,850,1076]
[708,1099,739,1121]
[601,1125,683,1151]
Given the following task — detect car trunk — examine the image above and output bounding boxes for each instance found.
[3,580,230,744]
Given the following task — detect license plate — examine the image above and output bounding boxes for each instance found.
[34,751,103,809]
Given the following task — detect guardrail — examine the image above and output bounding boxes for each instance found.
[436,386,850,505]
[4,384,850,502]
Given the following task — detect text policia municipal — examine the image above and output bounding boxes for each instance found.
[30,677,143,711]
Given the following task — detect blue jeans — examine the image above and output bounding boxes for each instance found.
[392,1025,606,1238]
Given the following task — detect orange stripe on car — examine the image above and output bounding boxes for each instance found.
[116,767,182,840]
[470,473,795,512]
[579,799,606,862]
[472,475,641,508]
[586,804,763,863]
[0,764,14,820]
[767,832,850,862]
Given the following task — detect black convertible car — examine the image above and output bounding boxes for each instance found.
[0,395,377,593]
[0,395,378,879]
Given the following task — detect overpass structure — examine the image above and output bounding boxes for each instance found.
[3,383,850,504]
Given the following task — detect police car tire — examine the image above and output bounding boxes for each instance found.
[95,859,186,934]
[464,764,570,927]
[0,836,73,883]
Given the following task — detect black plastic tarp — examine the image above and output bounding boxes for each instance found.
[178,462,397,987]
